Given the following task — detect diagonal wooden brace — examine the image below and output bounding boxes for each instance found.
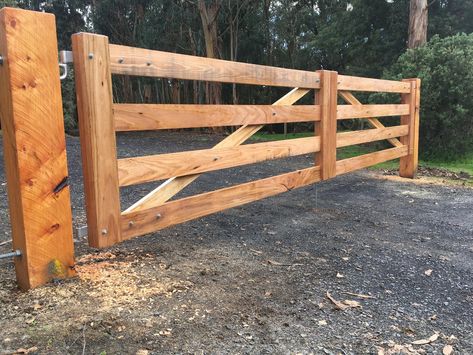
[124,87,311,213]
[339,91,403,148]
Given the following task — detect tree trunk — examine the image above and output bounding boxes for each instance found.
[197,0,222,105]
[408,0,428,49]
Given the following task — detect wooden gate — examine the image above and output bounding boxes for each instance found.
[72,32,420,249]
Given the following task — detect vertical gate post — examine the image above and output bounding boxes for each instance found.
[0,8,75,290]
[400,78,421,178]
[316,70,338,180]
[72,33,121,248]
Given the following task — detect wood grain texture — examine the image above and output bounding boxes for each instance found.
[109,44,322,88]
[72,33,122,248]
[118,125,407,187]
[118,137,320,186]
[123,88,311,213]
[339,91,403,148]
[121,142,408,240]
[399,79,421,178]
[121,167,322,239]
[336,146,408,176]
[0,8,75,290]
[337,104,409,120]
[114,104,320,131]
[338,75,411,93]
[317,70,338,180]
[337,125,408,148]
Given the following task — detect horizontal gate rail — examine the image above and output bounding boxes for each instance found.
[114,104,321,131]
[337,104,409,120]
[71,31,420,248]
[336,146,408,175]
[123,87,311,213]
[108,44,411,93]
[120,166,323,240]
[117,125,408,187]
[114,103,408,132]
[109,44,322,88]
[120,145,408,240]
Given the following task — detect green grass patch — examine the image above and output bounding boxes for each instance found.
[250,132,315,141]
[421,153,473,176]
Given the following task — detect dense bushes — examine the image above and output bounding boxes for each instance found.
[385,34,473,160]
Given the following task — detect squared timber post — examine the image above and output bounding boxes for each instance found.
[0,8,75,290]
[316,70,338,180]
[72,33,121,248]
[400,78,421,178]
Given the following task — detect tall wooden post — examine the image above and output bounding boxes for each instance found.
[0,8,75,290]
[316,70,338,180]
[400,78,421,178]
[72,33,121,248]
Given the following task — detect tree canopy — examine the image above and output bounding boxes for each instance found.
[3,0,473,156]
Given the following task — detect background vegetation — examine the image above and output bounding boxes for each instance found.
[1,0,472,161]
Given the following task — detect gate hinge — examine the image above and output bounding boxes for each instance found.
[59,50,73,80]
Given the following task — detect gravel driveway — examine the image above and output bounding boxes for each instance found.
[0,132,472,354]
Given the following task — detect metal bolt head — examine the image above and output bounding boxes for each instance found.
[156,213,162,220]
[128,221,134,228]
[101,228,108,235]
[88,53,94,60]
[118,57,124,63]
[0,56,3,65]
[146,61,152,66]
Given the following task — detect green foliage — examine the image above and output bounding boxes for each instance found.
[386,34,473,159]
[0,0,18,7]
[8,0,473,144]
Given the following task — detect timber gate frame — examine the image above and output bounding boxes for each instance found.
[0,8,420,290]
[71,32,420,249]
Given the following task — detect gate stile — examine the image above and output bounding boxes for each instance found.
[72,32,420,249]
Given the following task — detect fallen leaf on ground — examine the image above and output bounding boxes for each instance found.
[443,345,453,355]
[411,332,439,345]
[342,291,376,299]
[342,256,350,261]
[14,347,38,354]
[266,259,301,267]
[336,273,344,278]
[326,291,361,310]
[378,342,418,354]
[343,299,361,308]
[318,320,327,326]
[424,269,433,276]
[266,259,285,266]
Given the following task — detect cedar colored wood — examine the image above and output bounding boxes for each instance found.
[0,8,75,290]
[72,33,122,248]
[114,103,408,131]
[0,12,420,290]
[118,125,408,187]
[69,32,421,246]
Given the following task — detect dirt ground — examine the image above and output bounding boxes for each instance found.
[0,132,472,354]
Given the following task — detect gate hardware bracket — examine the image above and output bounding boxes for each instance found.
[0,250,22,260]
[59,50,73,80]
